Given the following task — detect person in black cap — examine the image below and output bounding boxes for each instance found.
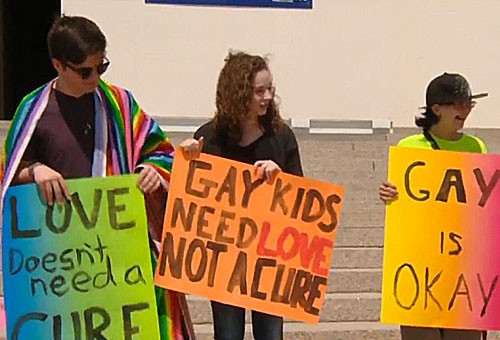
[378,72,487,340]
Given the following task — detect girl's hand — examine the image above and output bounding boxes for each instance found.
[179,137,204,160]
[254,160,281,184]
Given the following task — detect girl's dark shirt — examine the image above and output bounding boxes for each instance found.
[23,89,95,178]
[194,120,303,177]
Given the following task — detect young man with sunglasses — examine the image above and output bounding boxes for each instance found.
[0,16,193,340]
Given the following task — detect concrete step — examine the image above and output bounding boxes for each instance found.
[193,321,400,340]
[187,292,381,324]
[332,247,383,269]
[0,120,10,132]
[337,203,386,229]
[335,227,384,247]
[329,268,381,293]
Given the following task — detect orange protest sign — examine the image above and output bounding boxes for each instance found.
[154,151,344,324]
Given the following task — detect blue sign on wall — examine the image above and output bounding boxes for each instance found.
[145,0,312,9]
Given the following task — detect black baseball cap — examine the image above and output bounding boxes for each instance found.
[420,73,488,109]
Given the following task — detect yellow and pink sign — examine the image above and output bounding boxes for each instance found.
[382,146,500,330]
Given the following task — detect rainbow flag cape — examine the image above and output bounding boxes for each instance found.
[0,79,195,340]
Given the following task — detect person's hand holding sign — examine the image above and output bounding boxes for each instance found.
[180,137,204,160]
[31,163,71,206]
[137,166,162,194]
[379,181,399,202]
[254,160,281,184]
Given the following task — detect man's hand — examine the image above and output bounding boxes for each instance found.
[33,165,71,206]
[138,166,162,194]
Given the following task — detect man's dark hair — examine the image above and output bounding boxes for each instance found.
[47,15,106,65]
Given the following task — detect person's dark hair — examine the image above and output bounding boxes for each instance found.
[214,51,283,143]
[47,15,106,65]
[415,108,439,131]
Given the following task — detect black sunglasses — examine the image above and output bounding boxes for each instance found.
[64,58,110,80]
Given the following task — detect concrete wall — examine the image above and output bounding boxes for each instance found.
[63,0,500,128]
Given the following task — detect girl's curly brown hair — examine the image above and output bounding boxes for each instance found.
[214,52,283,143]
